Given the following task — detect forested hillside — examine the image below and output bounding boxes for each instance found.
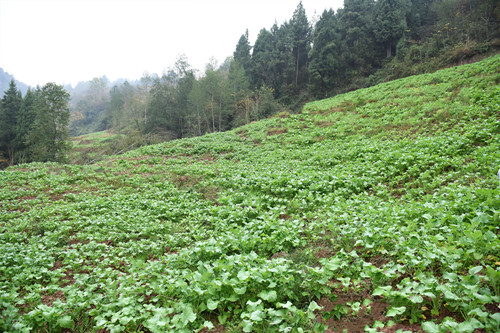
[0,55,498,332]
[1,1,498,166]
[67,0,500,141]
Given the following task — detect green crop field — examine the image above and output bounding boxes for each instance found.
[1,55,499,332]
[69,131,126,165]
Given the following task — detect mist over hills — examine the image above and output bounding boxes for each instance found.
[0,68,29,97]
[0,67,141,98]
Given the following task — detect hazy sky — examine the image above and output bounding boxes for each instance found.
[0,0,344,87]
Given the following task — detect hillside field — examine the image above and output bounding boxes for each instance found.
[1,56,499,332]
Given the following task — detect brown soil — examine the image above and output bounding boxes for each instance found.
[316,292,423,333]
[41,290,66,306]
[267,127,288,136]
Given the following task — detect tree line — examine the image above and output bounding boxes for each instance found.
[71,0,499,141]
[2,0,498,166]
[0,80,70,167]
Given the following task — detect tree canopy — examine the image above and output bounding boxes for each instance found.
[0,81,71,166]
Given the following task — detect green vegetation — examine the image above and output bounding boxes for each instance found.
[67,0,499,146]
[0,81,71,167]
[69,131,160,165]
[0,56,499,332]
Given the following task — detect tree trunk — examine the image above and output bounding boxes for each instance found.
[295,47,300,88]
[219,96,222,131]
[211,95,215,132]
[7,146,14,166]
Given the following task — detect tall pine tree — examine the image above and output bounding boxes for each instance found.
[26,83,71,163]
[337,0,379,83]
[251,28,275,88]
[309,9,342,97]
[233,29,252,76]
[0,80,22,165]
[15,88,38,163]
[290,1,312,91]
[373,0,410,58]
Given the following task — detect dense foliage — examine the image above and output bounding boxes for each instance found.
[0,81,71,167]
[67,0,499,145]
[1,55,498,332]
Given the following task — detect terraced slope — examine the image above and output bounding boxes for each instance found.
[1,55,499,332]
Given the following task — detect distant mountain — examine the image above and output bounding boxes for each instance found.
[0,68,29,97]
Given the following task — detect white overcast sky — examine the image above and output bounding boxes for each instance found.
[0,0,344,87]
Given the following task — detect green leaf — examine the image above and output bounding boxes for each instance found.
[250,309,265,321]
[207,299,219,310]
[467,308,488,319]
[119,316,132,325]
[456,318,483,332]
[180,304,196,324]
[258,290,277,302]
[472,292,491,303]
[238,270,250,281]
[324,257,342,271]
[373,285,392,296]
[410,295,424,303]
[490,312,500,323]
[242,320,253,332]
[386,306,406,317]
[421,321,441,333]
[218,312,230,325]
[468,266,483,275]
[437,285,460,300]
[247,299,262,309]
[307,300,322,312]
[307,300,322,319]
[203,321,214,329]
[234,286,247,295]
[57,315,74,329]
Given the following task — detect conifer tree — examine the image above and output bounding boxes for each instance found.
[309,9,342,97]
[290,1,312,91]
[251,28,275,88]
[26,83,71,163]
[0,80,22,165]
[337,0,379,81]
[233,29,252,76]
[373,0,411,58]
[15,88,38,163]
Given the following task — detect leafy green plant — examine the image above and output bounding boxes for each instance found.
[0,56,499,332]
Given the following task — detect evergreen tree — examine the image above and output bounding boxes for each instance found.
[337,0,379,83]
[26,83,71,163]
[309,9,342,97]
[290,1,312,90]
[251,28,275,88]
[272,21,296,101]
[14,88,38,163]
[0,80,22,165]
[233,30,252,76]
[405,0,434,40]
[373,0,411,58]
